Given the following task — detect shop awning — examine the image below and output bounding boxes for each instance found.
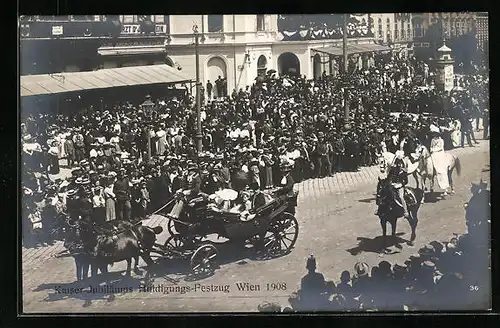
[20,64,193,97]
[312,43,393,56]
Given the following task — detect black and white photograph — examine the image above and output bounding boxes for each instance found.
[19,13,490,313]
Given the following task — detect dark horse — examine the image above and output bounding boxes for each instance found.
[64,218,162,281]
[375,177,424,248]
[63,218,108,281]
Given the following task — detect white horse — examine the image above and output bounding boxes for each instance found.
[378,147,461,203]
[412,145,461,202]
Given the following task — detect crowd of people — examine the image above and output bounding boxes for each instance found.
[21,51,489,247]
[257,179,490,312]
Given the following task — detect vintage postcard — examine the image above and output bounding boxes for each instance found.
[20,13,490,313]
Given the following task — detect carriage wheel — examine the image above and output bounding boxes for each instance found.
[164,234,187,253]
[167,219,177,235]
[262,212,299,258]
[190,244,218,276]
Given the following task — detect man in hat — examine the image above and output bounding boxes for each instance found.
[113,169,132,221]
[73,129,85,163]
[64,134,75,168]
[351,262,372,306]
[274,161,296,211]
[248,157,261,191]
[315,131,332,178]
[167,163,202,220]
[77,188,94,226]
[299,255,327,310]
[332,131,345,173]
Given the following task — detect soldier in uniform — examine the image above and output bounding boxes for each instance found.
[376,153,410,218]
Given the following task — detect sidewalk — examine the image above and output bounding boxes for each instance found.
[22,134,489,268]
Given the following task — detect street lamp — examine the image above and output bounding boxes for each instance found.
[193,24,202,154]
[342,13,350,130]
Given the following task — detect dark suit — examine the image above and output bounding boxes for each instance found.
[113,178,131,221]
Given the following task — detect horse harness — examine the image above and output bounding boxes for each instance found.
[393,188,417,208]
[92,221,143,256]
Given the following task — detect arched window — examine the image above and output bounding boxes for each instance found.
[415,23,422,38]
[257,15,265,31]
[257,55,267,76]
[362,18,366,25]
[394,22,398,40]
[208,15,223,32]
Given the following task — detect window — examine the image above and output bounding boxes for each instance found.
[415,23,422,37]
[257,15,265,31]
[362,18,366,25]
[402,29,405,39]
[121,15,136,23]
[257,55,267,76]
[154,15,164,23]
[137,15,151,22]
[105,15,120,21]
[394,28,399,40]
[73,15,93,21]
[208,15,223,32]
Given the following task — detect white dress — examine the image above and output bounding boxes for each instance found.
[451,120,461,148]
[430,137,450,190]
[57,133,67,159]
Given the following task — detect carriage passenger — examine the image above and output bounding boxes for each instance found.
[167,163,202,220]
[228,191,256,221]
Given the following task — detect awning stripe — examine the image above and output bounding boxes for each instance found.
[20,64,193,97]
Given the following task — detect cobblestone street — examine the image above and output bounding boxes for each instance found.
[22,138,490,313]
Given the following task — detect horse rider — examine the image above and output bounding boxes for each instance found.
[400,125,421,164]
[376,152,410,219]
[386,127,400,154]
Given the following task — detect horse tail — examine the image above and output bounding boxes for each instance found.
[454,156,461,176]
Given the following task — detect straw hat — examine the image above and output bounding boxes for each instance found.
[354,262,370,276]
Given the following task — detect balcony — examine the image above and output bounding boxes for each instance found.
[167,30,279,46]
[20,20,113,39]
[19,20,169,40]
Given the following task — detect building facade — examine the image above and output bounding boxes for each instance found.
[411,12,477,60]
[474,12,488,53]
[99,14,378,95]
[21,15,388,95]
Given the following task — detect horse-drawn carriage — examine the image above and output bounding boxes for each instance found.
[148,189,300,276]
